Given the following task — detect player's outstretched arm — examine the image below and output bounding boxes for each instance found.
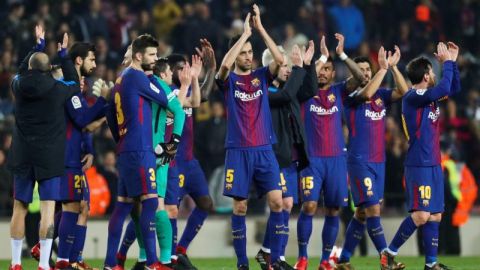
[177,62,192,107]
[196,39,217,101]
[19,25,46,74]
[389,46,409,101]
[354,47,389,101]
[335,33,366,92]
[58,33,80,86]
[217,13,252,81]
[409,42,454,106]
[186,55,202,108]
[252,4,284,76]
[448,42,461,96]
[297,40,317,102]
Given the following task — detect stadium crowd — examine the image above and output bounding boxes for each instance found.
[0,0,479,219]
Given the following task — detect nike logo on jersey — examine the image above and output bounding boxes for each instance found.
[310,104,339,115]
[428,107,440,122]
[365,109,386,120]
[235,81,245,86]
[235,89,263,101]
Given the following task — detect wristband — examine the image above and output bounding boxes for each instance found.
[339,52,348,61]
[319,55,328,64]
[58,48,67,58]
[34,39,45,52]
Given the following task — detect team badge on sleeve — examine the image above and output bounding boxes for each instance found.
[150,82,160,93]
[71,96,82,109]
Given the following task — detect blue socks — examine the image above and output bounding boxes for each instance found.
[281,210,290,258]
[297,212,313,258]
[423,221,440,265]
[105,202,133,267]
[232,214,248,267]
[366,216,387,253]
[268,211,284,263]
[118,220,136,257]
[262,218,271,250]
[321,215,339,261]
[178,208,208,250]
[170,218,178,256]
[389,216,417,253]
[140,198,159,265]
[69,225,87,262]
[339,217,365,263]
[57,211,79,261]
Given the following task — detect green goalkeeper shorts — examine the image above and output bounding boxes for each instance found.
[156,164,169,198]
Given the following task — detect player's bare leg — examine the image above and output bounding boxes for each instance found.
[39,200,56,270]
[10,200,28,270]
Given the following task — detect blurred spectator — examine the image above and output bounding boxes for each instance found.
[82,0,110,43]
[153,0,183,38]
[328,0,365,52]
[109,3,133,51]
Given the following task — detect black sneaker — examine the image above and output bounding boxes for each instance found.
[237,265,249,270]
[254,249,271,270]
[175,254,198,270]
[424,263,452,270]
[272,259,296,270]
[130,261,146,270]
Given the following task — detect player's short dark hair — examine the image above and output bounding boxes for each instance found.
[168,54,187,69]
[153,58,169,76]
[132,34,159,55]
[228,34,251,49]
[69,42,96,62]
[324,56,335,70]
[353,56,372,68]
[406,56,432,84]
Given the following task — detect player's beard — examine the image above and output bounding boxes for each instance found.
[141,62,155,71]
[80,65,93,77]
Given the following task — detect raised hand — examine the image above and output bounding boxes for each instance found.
[243,12,252,37]
[320,35,329,57]
[434,42,451,63]
[378,46,389,70]
[251,4,263,30]
[195,39,216,70]
[387,45,401,67]
[303,40,315,65]
[190,54,203,78]
[447,41,459,62]
[335,33,345,55]
[291,44,303,67]
[35,25,45,44]
[180,62,192,87]
[57,33,69,52]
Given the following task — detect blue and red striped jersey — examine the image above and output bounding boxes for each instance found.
[302,81,347,157]
[217,67,277,148]
[402,61,460,166]
[111,67,168,153]
[344,88,392,163]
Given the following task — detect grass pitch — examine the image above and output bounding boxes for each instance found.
[1,256,478,269]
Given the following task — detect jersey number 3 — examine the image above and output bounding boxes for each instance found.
[115,92,125,125]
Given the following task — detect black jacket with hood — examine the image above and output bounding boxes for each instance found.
[8,49,80,180]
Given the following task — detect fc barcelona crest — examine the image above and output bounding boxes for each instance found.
[328,94,336,103]
[375,98,383,106]
[251,78,261,87]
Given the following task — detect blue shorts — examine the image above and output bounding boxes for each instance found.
[14,169,60,203]
[348,162,385,207]
[223,145,281,199]
[405,165,444,213]
[117,151,157,198]
[177,158,210,200]
[59,167,85,202]
[165,165,180,205]
[300,156,348,207]
[280,162,299,203]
